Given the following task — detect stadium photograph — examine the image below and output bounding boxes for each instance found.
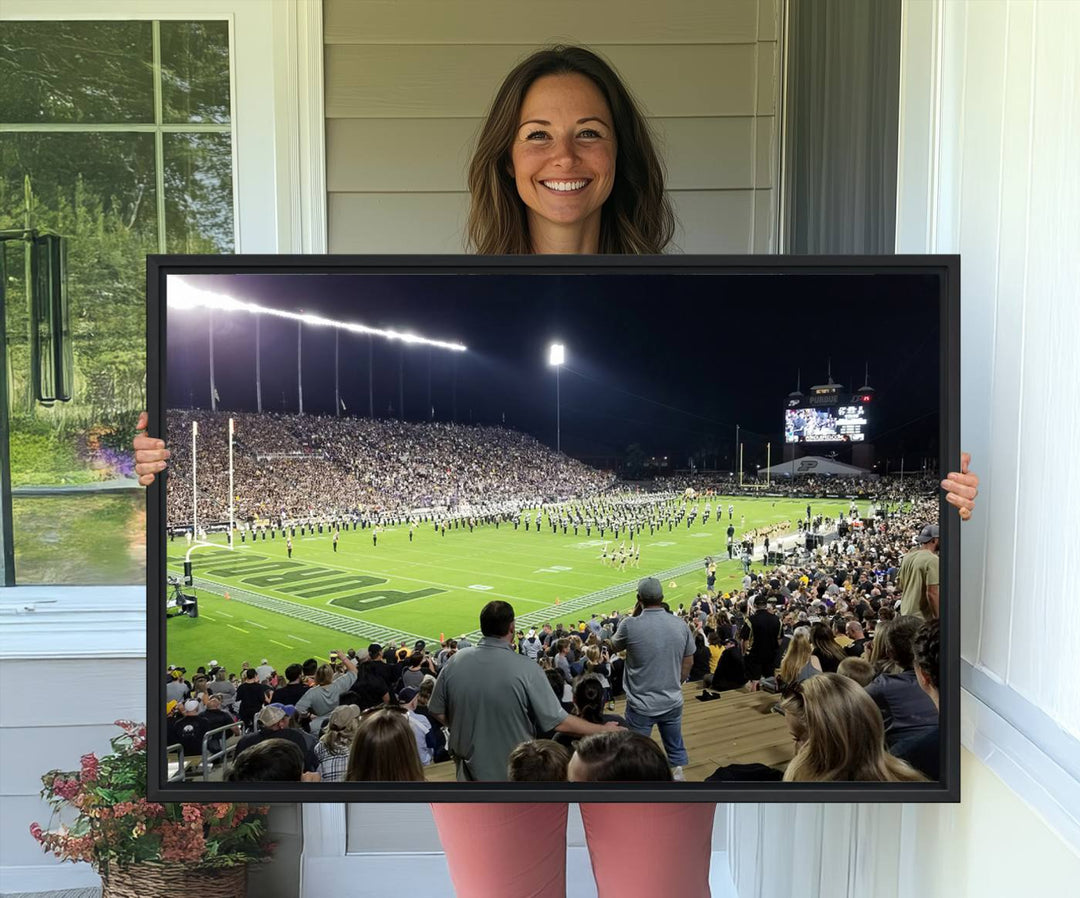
[158,265,945,789]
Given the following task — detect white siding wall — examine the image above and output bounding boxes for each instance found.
[729,2,1080,895]
[324,0,782,253]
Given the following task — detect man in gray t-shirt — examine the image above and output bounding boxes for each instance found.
[611,577,696,770]
[429,601,615,781]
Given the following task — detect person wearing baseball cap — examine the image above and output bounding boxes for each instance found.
[609,577,697,779]
[167,698,210,759]
[233,703,318,772]
[898,523,940,620]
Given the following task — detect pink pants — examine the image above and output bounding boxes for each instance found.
[431,802,716,898]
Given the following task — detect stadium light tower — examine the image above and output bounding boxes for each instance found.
[548,343,565,453]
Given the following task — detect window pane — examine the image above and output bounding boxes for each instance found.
[164,133,235,253]
[160,21,232,124]
[1,132,157,421]
[12,492,146,585]
[0,21,154,124]
[2,132,156,584]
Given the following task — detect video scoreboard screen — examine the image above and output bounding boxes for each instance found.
[785,405,868,443]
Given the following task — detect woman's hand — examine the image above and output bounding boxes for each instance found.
[941,452,979,520]
[133,411,170,486]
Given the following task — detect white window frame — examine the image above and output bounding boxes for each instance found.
[0,0,326,660]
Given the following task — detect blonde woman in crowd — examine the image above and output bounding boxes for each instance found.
[780,673,926,783]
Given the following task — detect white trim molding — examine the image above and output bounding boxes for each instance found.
[273,0,329,254]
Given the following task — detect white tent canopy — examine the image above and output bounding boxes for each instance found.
[761,456,874,477]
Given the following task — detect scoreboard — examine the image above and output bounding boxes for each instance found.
[785,383,873,444]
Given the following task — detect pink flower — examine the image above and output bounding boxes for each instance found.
[80,753,100,782]
[181,805,202,824]
[29,822,43,842]
[52,778,80,801]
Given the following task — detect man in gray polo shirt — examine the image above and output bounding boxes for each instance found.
[429,601,615,781]
[611,577,696,775]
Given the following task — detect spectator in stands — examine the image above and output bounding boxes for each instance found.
[844,621,869,657]
[229,738,320,783]
[837,656,876,688]
[272,664,310,706]
[866,616,939,753]
[207,666,236,707]
[706,630,724,675]
[898,524,940,619]
[201,693,240,756]
[741,594,782,689]
[544,668,575,714]
[688,631,712,683]
[894,618,941,780]
[508,739,571,782]
[415,676,450,763]
[777,627,821,690]
[400,651,437,691]
[398,686,434,766]
[709,635,748,693]
[362,644,396,692]
[553,638,574,684]
[236,668,270,730]
[832,617,853,649]
[810,621,846,674]
[428,600,616,781]
[582,645,614,708]
[345,706,425,782]
[435,639,459,670]
[234,705,319,772]
[521,629,545,660]
[339,671,391,716]
[554,676,625,750]
[166,669,189,705]
[567,730,674,782]
[167,700,210,759]
[780,674,926,782]
[314,704,362,783]
[611,577,696,778]
[294,650,359,731]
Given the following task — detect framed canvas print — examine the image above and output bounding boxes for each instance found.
[146,254,960,803]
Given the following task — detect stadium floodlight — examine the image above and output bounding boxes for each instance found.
[548,343,565,452]
[168,278,467,352]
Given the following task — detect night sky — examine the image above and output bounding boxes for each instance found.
[166,271,941,472]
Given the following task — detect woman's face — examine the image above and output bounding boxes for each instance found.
[509,73,616,239]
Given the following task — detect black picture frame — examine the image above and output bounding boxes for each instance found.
[146,253,960,803]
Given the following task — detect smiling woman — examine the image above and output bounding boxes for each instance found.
[466,45,674,255]
[509,73,617,252]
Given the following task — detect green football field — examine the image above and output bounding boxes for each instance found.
[165,495,861,673]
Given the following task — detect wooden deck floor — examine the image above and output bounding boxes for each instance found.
[423,682,793,783]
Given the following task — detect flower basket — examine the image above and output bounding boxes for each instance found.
[31,721,273,888]
[101,862,247,898]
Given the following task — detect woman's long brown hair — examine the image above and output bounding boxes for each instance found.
[345,707,425,782]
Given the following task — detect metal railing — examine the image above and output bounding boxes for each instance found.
[199,721,243,781]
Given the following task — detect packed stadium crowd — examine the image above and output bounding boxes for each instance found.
[165,410,615,527]
[653,472,941,502]
[165,492,943,785]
